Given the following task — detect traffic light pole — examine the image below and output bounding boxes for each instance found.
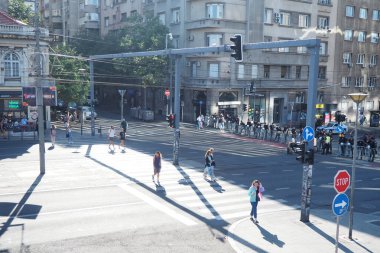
[300,43,320,222]
[90,39,320,167]
[173,56,181,165]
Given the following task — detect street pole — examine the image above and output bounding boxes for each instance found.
[173,56,181,165]
[90,61,95,136]
[169,57,173,114]
[34,0,45,175]
[118,89,126,120]
[79,69,85,136]
[348,93,367,239]
[300,42,320,222]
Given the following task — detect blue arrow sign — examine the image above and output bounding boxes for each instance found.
[336,125,344,133]
[332,193,350,216]
[303,126,314,142]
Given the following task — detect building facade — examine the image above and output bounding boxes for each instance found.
[0,10,50,123]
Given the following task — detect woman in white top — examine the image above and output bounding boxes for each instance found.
[108,126,116,151]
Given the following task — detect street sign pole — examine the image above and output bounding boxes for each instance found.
[118,89,126,120]
[335,216,340,253]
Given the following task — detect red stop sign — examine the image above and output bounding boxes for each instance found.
[334,170,350,193]
[165,89,170,97]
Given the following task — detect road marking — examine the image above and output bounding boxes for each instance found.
[0,202,144,220]
[373,178,380,181]
[283,169,294,172]
[118,184,197,226]
[275,187,290,190]
[176,190,244,202]
[258,171,269,174]
[232,173,244,176]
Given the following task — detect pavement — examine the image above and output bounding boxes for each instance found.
[1,122,380,253]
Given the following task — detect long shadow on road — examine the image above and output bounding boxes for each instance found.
[86,151,268,253]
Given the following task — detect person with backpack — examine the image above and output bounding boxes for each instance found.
[119,129,126,152]
[248,179,265,224]
[203,149,216,182]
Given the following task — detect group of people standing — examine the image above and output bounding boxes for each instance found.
[107,119,128,152]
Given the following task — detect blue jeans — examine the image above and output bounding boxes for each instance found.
[250,201,258,219]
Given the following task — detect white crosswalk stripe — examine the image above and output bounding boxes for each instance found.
[88,143,292,223]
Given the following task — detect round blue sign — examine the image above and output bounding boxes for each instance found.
[332,193,350,216]
[302,126,314,142]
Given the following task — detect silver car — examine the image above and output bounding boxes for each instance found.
[81,106,97,120]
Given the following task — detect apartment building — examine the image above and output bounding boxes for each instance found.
[40,0,99,45]
[333,0,380,121]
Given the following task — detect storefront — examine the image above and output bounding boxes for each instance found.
[0,87,25,120]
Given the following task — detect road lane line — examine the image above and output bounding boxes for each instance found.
[0,202,144,220]
[118,184,197,226]
[275,187,290,190]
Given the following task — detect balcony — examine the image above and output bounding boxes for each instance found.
[0,25,49,37]
[185,18,238,30]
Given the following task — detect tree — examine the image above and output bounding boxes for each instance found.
[49,45,89,107]
[8,0,34,25]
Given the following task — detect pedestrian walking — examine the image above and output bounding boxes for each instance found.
[203,149,216,182]
[248,179,265,224]
[50,124,57,147]
[108,125,116,152]
[66,126,73,144]
[119,129,126,152]
[121,118,128,132]
[152,151,162,185]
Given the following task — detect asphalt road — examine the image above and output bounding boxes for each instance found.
[0,113,379,252]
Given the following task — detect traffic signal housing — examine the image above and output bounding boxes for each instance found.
[242,104,248,112]
[230,34,243,62]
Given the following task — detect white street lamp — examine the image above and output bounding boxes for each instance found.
[78,68,86,135]
[347,92,367,240]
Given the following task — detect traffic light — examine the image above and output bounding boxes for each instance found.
[230,34,243,62]
[242,104,248,112]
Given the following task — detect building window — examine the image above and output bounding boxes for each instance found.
[343,52,352,64]
[278,39,290,53]
[209,63,219,78]
[344,30,353,41]
[4,52,20,77]
[297,47,307,54]
[366,101,374,109]
[85,0,98,6]
[318,0,331,5]
[264,9,273,24]
[251,65,258,79]
[370,55,378,66]
[346,6,354,17]
[281,66,290,79]
[206,3,224,19]
[358,31,366,42]
[172,9,180,24]
[368,77,376,88]
[319,42,327,55]
[263,65,270,78]
[318,66,326,79]
[280,12,291,26]
[158,12,165,25]
[373,10,380,21]
[355,77,364,87]
[298,14,310,28]
[341,76,351,87]
[104,17,109,27]
[356,54,365,65]
[371,32,379,43]
[121,13,127,22]
[206,34,223,47]
[317,16,329,29]
[295,66,301,79]
[191,62,197,77]
[238,64,245,79]
[359,8,368,19]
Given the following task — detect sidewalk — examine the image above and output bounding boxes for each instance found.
[228,208,380,253]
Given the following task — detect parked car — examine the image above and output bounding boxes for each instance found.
[316,122,348,134]
[80,106,97,120]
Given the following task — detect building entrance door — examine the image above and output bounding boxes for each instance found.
[273,98,284,124]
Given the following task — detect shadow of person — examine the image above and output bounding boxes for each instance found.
[48,146,54,151]
[155,183,166,197]
[209,181,225,193]
[254,223,285,248]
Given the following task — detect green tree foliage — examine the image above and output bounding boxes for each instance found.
[8,0,34,25]
[50,45,89,106]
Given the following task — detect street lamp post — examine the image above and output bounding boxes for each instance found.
[348,92,368,240]
[79,68,85,135]
[165,33,173,113]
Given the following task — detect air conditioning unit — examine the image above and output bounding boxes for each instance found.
[186,61,191,67]
[196,61,201,67]
[188,35,194,41]
[362,63,367,68]
[273,13,280,23]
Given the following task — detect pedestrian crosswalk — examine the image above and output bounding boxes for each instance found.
[87,144,297,224]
